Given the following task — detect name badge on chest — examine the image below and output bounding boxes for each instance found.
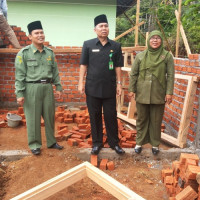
[92,49,100,52]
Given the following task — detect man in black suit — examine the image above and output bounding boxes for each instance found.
[78,14,125,155]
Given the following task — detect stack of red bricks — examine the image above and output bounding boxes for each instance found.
[91,154,115,171]
[162,153,200,200]
[55,106,138,149]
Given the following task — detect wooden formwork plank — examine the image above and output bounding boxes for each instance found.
[127,97,136,119]
[85,162,145,200]
[175,10,191,57]
[10,163,87,200]
[11,162,144,200]
[113,21,145,42]
[135,0,140,46]
[177,76,198,148]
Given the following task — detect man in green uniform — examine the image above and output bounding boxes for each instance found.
[15,21,63,155]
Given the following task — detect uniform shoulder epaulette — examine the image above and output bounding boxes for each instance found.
[44,46,53,51]
[20,45,30,52]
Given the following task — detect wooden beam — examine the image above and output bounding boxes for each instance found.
[177,76,198,148]
[117,112,136,126]
[123,10,145,39]
[85,162,145,200]
[10,163,87,200]
[127,97,136,119]
[161,132,179,147]
[175,0,182,57]
[175,10,191,57]
[135,0,140,46]
[11,162,145,200]
[113,21,145,41]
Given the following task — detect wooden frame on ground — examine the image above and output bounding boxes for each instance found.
[118,67,199,148]
[11,162,145,200]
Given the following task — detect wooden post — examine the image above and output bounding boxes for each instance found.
[135,0,140,46]
[145,32,149,47]
[195,94,200,148]
[113,21,144,41]
[175,10,191,57]
[175,0,182,57]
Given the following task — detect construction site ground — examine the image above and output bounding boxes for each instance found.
[0,108,178,200]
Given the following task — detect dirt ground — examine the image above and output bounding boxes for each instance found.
[0,113,172,200]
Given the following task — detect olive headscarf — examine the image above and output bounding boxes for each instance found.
[140,30,169,89]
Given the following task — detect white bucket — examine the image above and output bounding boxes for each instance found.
[6,113,22,128]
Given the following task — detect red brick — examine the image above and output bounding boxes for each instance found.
[55,112,64,117]
[100,159,108,170]
[91,155,98,167]
[78,124,88,129]
[64,118,73,123]
[161,169,173,182]
[62,132,73,140]
[74,117,85,124]
[57,128,68,136]
[180,153,199,164]
[55,134,63,142]
[107,161,115,171]
[18,107,24,114]
[57,124,68,131]
[87,137,93,145]
[57,106,65,112]
[72,126,79,131]
[78,142,91,148]
[185,165,200,180]
[71,134,82,139]
[57,117,64,123]
[21,119,26,126]
[0,121,7,128]
[79,129,90,135]
[67,138,77,146]
[121,142,133,148]
[175,185,198,200]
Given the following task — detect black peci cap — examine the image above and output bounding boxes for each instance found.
[94,14,108,26]
[27,21,43,34]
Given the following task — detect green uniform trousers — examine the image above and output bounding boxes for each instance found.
[23,83,56,150]
[136,102,165,147]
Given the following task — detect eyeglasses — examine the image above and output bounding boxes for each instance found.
[150,37,161,41]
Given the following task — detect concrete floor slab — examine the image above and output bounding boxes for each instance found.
[0,150,30,162]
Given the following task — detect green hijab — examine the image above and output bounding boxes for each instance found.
[140,30,169,89]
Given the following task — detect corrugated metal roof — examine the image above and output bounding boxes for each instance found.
[117,0,137,16]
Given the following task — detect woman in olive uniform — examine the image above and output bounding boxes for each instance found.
[128,30,174,155]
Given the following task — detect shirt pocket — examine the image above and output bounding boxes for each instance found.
[47,61,53,74]
[27,60,38,73]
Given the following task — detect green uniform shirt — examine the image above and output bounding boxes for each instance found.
[128,51,174,104]
[15,44,62,98]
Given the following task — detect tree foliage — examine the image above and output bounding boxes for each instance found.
[116,0,200,56]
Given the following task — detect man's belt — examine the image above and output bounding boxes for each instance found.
[26,79,52,84]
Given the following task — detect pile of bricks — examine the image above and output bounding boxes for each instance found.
[54,106,138,149]
[91,154,115,171]
[162,153,200,200]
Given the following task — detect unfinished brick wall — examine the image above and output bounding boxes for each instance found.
[163,55,200,142]
[0,51,85,106]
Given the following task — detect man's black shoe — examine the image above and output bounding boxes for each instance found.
[91,146,102,155]
[152,148,159,155]
[49,143,63,150]
[134,147,142,154]
[31,148,40,155]
[111,145,125,155]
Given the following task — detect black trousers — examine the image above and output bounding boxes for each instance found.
[86,95,119,148]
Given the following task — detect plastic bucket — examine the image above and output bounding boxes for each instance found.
[6,113,22,128]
